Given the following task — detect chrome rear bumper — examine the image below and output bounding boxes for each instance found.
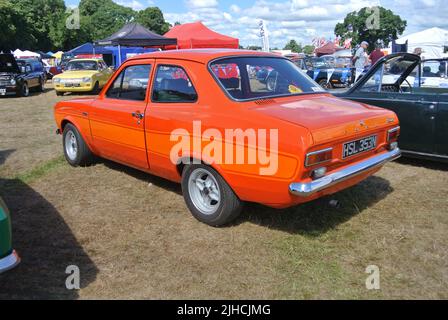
[289,148,401,197]
[0,250,20,274]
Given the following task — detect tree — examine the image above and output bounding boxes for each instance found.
[0,0,172,51]
[302,45,315,55]
[283,40,302,53]
[15,0,67,51]
[246,46,262,51]
[136,7,170,34]
[0,0,35,51]
[335,6,406,51]
[79,0,135,41]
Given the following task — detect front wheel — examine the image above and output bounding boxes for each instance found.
[18,82,29,97]
[181,164,243,227]
[92,81,100,94]
[62,123,93,167]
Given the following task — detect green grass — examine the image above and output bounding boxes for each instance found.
[14,156,66,185]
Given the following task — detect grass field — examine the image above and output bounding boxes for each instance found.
[0,84,447,299]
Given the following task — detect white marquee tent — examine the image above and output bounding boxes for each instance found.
[12,49,40,58]
[396,27,448,59]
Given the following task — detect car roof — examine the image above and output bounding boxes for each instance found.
[127,49,280,64]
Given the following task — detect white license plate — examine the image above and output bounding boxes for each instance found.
[0,89,6,95]
[342,135,377,159]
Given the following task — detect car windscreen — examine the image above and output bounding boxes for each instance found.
[66,60,98,71]
[210,57,324,101]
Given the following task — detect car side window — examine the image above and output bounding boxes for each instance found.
[358,57,417,93]
[152,65,198,102]
[106,64,151,101]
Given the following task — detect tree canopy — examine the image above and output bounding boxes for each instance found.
[0,0,171,52]
[335,6,406,51]
[283,40,302,53]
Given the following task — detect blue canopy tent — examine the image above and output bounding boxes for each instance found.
[63,43,113,65]
[63,42,157,68]
[104,46,157,68]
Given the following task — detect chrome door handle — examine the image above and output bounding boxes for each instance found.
[132,112,144,120]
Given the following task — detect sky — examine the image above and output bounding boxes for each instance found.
[65,0,448,48]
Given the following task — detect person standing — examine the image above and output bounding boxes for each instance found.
[369,44,385,66]
[353,41,369,69]
[352,41,369,81]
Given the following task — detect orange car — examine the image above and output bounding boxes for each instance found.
[54,49,401,226]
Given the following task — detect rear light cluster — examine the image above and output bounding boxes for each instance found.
[305,148,333,167]
[305,148,333,179]
[387,126,400,150]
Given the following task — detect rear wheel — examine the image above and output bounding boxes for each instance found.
[318,79,333,90]
[56,91,64,96]
[38,78,45,92]
[62,123,93,167]
[181,164,243,227]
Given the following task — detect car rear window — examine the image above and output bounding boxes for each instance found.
[210,56,324,101]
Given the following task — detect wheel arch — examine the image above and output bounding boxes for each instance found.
[59,116,96,154]
[175,155,240,199]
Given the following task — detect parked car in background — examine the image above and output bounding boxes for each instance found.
[53,58,113,96]
[0,197,20,274]
[419,58,448,88]
[335,53,448,162]
[0,54,46,97]
[42,60,62,79]
[54,49,401,226]
[301,56,354,89]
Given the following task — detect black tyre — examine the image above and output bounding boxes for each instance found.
[56,91,64,96]
[181,164,243,226]
[18,82,29,97]
[38,78,45,92]
[318,79,333,90]
[92,81,100,94]
[62,123,93,167]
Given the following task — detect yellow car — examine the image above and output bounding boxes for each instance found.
[53,59,113,96]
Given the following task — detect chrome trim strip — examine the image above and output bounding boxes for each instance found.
[289,148,401,197]
[0,250,20,274]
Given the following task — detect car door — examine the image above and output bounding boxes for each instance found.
[338,54,436,154]
[88,60,154,169]
[144,61,200,179]
[25,64,37,87]
[420,59,448,157]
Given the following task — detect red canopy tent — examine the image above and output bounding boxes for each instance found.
[164,22,239,50]
[314,42,344,57]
